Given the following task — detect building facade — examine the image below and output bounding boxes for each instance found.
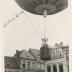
[4,42,69,72]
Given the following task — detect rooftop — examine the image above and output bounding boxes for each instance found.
[14,49,35,60]
[4,56,20,69]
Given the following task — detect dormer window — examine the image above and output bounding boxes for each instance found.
[58,49,63,56]
[52,49,56,57]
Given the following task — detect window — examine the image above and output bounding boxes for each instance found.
[37,63,40,69]
[53,52,56,57]
[27,61,31,68]
[22,61,26,68]
[58,49,63,56]
[41,64,44,70]
[47,65,51,72]
[59,63,63,72]
[52,49,56,57]
[32,62,35,69]
[23,63,25,68]
[53,64,57,72]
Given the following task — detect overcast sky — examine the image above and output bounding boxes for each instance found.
[1,0,72,56]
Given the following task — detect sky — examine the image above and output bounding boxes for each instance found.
[1,0,72,56]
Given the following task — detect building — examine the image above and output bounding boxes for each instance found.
[4,42,69,72]
[14,49,36,72]
[28,42,69,72]
[44,42,69,72]
[4,56,20,72]
[28,48,45,72]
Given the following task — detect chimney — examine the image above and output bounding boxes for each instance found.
[60,42,63,46]
[16,50,20,58]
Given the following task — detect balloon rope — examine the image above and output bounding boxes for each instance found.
[47,25,56,39]
[28,15,42,40]
[36,19,43,39]
[30,16,43,39]
[3,10,24,28]
[46,21,59,39]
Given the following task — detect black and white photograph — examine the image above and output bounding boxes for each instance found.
[0,0,71,72]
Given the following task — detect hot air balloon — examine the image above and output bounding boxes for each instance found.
[15,0,68,61]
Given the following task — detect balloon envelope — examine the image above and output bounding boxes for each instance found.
[15,0,68,15]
